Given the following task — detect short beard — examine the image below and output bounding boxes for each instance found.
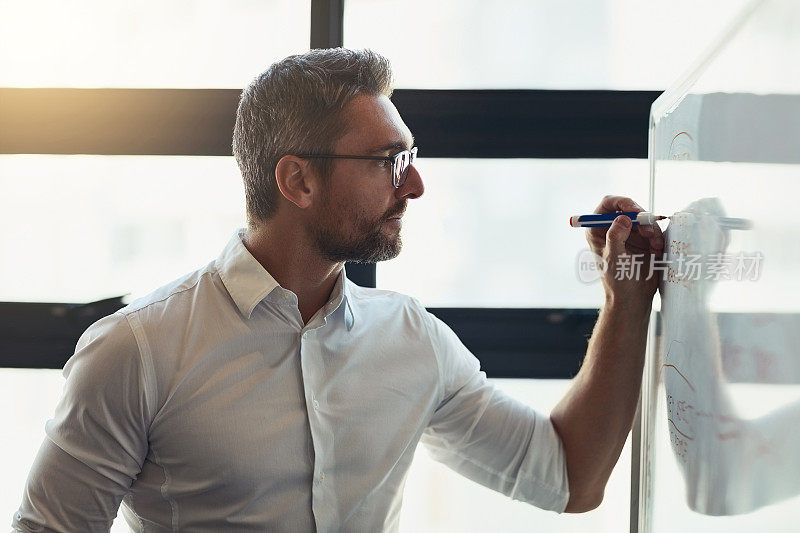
[312,216,402,263]
[311,202,405,264]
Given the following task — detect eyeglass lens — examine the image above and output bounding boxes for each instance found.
[393,149,416,187]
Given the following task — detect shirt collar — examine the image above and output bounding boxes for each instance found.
[340,267,356,331]
[215,228,356,329]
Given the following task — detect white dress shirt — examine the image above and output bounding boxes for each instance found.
[13,228,568,532]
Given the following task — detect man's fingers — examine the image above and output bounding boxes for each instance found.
[587,226,608,247]
[606,215,632,259]
[594,195,643,215]
[595,223,663,257]
[586,196,660,256]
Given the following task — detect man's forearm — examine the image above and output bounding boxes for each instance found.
[550,299,650,512]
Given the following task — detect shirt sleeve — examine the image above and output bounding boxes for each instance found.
[419,307,570,512]
[12,311,155,532]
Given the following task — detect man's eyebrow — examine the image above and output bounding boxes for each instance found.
[367,137,415,154]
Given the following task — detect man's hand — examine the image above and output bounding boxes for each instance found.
[587,195,664,310]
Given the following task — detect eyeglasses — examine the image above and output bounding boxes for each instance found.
[295,147,418,188]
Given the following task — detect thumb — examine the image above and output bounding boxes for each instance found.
[605,214,632,259]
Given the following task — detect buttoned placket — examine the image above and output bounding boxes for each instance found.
[297,301,340,531]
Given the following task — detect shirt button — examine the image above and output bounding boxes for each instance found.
[320,471,325,480]
[312,399,320,410]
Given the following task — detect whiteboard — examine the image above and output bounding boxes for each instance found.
[638,1,800,531]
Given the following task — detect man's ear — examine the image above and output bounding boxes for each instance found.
[274,155,318,209]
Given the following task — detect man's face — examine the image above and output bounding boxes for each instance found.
[309,94,424,264]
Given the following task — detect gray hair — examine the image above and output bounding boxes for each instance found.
[232,48,394,228]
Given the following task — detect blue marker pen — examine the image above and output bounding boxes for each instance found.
[569,211,666,228]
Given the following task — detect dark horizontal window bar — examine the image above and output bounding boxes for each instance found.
[393,89,660,159]
[0,297,129,369]
[428,308,595,379]
[0,299,597,378]
[0,88,660,158]
[0,88,240,156]
[344,263,376,288]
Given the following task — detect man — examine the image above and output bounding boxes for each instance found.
[13,48,663,532]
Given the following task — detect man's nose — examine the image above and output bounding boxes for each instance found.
[396,164,424,200]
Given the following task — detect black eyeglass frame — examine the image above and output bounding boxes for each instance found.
[294,147,417,188]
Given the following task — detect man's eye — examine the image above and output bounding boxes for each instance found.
[377,159,391,168]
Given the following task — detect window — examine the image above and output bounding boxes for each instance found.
[0,0,310,88]
[345,0,750,90]
[0,155,245,303]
